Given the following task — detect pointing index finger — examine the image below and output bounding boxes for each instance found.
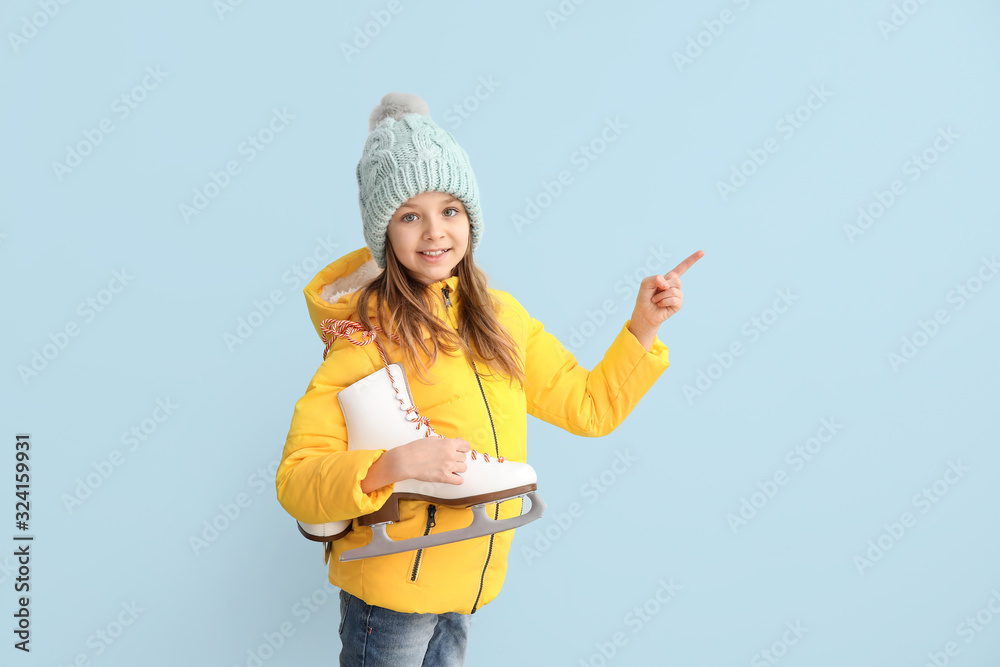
[664,250,705,279]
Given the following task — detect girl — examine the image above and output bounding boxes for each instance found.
[275,92,702,666]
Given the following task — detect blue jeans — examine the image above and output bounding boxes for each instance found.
[338,590,472,666]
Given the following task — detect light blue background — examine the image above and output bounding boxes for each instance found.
[3,1,999,665]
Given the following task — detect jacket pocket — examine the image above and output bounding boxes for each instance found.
[407,504,437,583]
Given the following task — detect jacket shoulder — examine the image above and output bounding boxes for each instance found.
[311,332,383,388]
[489,288,529,321]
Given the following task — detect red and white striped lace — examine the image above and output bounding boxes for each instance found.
[318,318,505,462]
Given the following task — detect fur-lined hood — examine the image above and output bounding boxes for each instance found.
[303,246,383,342]
[302,245,462,344]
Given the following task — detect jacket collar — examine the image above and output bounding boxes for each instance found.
[424,275,460,329]
[427,274,460,299]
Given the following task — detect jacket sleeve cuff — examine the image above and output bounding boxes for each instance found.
[350,449,396,514]
[276,446,396,524]
[620,319,670,370]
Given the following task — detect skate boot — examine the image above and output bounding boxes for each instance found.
[296,518,351,542]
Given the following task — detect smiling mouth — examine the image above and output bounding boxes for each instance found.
[419,249,450,257]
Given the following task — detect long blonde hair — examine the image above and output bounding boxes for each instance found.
[355,235,526,389]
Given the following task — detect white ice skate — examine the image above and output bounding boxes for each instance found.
[295,352,545,561]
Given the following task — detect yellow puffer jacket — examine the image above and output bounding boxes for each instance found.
[275,246,670,614]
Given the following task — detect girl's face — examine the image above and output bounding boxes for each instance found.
[387,191,470,286]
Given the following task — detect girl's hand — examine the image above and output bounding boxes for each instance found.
[360,438,471,493]
[629,250,704,344]
[396,437,471,485]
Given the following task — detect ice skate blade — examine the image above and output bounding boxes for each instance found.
[339,490,547,562]
[357,483,538,527]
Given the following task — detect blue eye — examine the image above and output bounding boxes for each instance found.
[401,213,416,222]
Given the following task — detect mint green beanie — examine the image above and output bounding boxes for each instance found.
[356,92,483,269]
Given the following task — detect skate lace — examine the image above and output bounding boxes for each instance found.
[319,319,505,463]
[470,449,506,463]
[320,318,398,364]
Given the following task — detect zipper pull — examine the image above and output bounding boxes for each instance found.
[441,284,452,307]
[427,504,437,528]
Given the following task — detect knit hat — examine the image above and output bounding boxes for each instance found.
[356,92,483,269]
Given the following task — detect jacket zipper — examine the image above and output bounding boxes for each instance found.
[441,284,502,614]
[469,358,500,614]
[410,504,437,582]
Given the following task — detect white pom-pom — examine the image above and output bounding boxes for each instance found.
[368,92,430,132]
